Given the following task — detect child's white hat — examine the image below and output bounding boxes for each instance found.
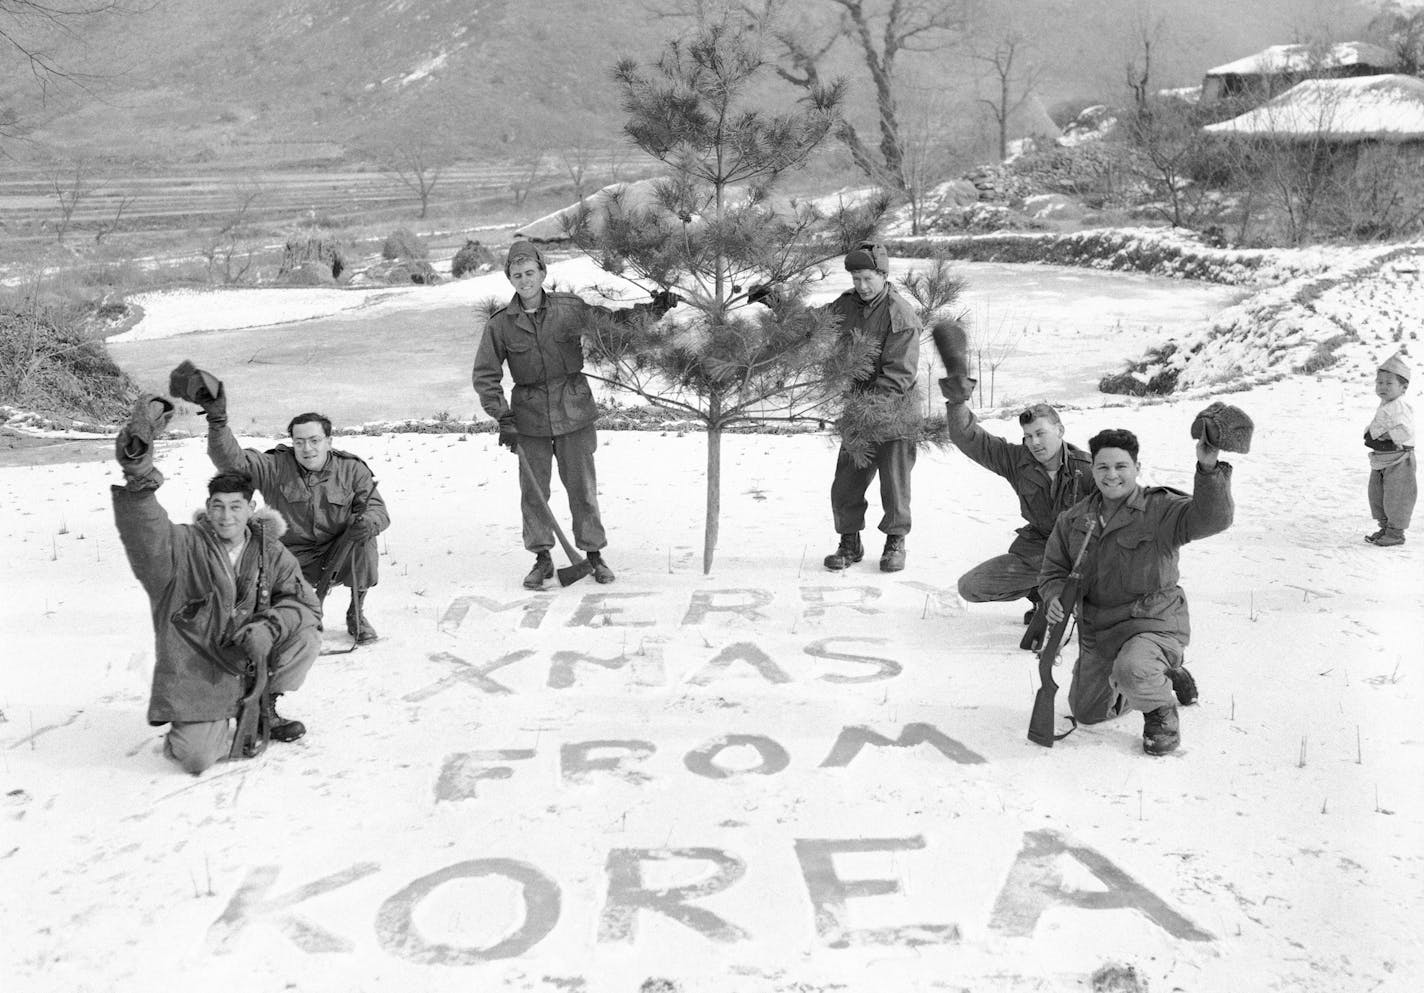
[1380,352,1411,383]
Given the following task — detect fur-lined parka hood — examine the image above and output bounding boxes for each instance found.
[191,504,290,541]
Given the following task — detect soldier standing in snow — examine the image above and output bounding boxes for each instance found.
[1040,427,1234,756]
[1363,351,1415,547]
[178,363,390,644]
[111,397,319,774]
[821,242,922,574]
[471,240,677,590]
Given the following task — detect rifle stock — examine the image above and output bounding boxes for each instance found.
[1027,519,1097,748]
[228,519,272,761]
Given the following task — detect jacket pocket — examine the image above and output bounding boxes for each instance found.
[503,336,540,384]
[171,594,248,676]
[1113,529,1159,593]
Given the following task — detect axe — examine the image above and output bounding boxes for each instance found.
[516,449,593,587]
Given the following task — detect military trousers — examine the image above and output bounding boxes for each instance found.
[520,425,607,553]
[1067,627,1181,724]
[830,438,915,536]
[163,626,319,775]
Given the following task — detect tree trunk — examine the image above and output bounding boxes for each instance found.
[703,421,722,575]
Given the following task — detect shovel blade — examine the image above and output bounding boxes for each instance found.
[557,559,593,587]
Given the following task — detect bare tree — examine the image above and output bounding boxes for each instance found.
[49,158,92,243]
[201,183,263,284]
[507,143,546,209]
[92,190,131,243]
[1124,12,1163,116]
[1,1,132,96]
[1124,97,1212,228]
[1366,2,1424,76]
[374,140,448,219]
[972,30,1046,162]
[721,0,970,191]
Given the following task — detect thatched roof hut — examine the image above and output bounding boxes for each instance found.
[1203,74,1424,144]
[1201,42,1400,104]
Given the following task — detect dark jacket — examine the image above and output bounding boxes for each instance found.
[473,290,669,438]
[208,424,389,579]
[947,404,1093,559]
[111,487,319,725]
[824,285,921,398]
[1039,462,1234,661]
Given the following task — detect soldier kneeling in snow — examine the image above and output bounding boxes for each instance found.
[1039,427,1235,756]
[112,397,320,774]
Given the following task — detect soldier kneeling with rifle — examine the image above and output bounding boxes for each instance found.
[1037,426,1236,756]
[112,396,320,774]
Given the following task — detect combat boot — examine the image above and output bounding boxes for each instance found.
[1373,527,1406,547]
[346,595,377,644]
[824,533,864,571]
[588,550,615,584]
[524,550,554,589]
[1168,664,1198,706]
[880,534,906,573]
[1364,525,1387,543]
[261,694,306,743]
[1142,704,1180,756]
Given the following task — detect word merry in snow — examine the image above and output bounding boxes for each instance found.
[206,830,1212,964]
[435,723,985,799]
[437,584,953,632]
[405,636,905,701]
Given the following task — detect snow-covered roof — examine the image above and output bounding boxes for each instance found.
[1203,74,1424,142]
[1204,41,1399,78]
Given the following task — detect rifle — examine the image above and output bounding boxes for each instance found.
[314,500,366,603]
[1027,518,1097,748]
[315,501,370,655]
[229,519,272,761]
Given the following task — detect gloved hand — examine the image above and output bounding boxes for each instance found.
[115,394,176,487]
[930,319,971,380]
[345,516,374,541]
[168,361,227,425]
[233,618,277,662]
[747,283,777,307]
[497,418,519,453]
[650,289,681,315]
[938,375,977,405]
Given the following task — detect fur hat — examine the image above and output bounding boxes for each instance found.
[1379,351,1411,384]
[1190,401,1254,453]
[504,240,546,276]
[844,242,889,274]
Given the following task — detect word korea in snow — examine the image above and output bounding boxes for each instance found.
[207,831,1212,963]
[200,582,1210,966]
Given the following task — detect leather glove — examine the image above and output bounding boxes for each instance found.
[234,618,276,662]
[930,319,971,380]
[345,516,374,541]
[497,418,519,453]
[168,361,227,425]
[650,289,681,315]
[747,283,776,307]
[115,395,176,487]
[938,375,977,405]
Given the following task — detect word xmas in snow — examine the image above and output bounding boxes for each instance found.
[207,831,1212,963]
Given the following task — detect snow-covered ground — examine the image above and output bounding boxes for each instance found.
[4,242,1423,991]
[3,362,1421,990]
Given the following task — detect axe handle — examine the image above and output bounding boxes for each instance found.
[515,449,584,566]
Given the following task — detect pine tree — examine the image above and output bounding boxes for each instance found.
[570,20,891,574]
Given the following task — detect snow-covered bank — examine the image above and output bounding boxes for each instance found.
[1,377,1420,993]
